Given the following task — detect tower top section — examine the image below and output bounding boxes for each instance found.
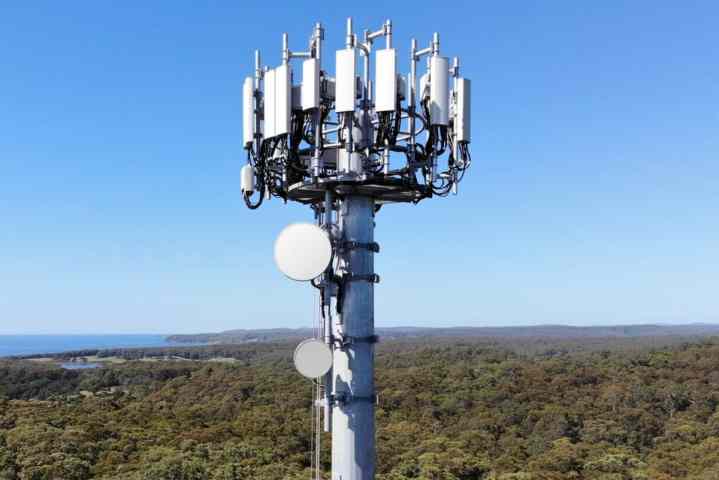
[240,17,472,210]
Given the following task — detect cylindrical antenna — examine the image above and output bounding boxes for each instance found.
[410,38,417,103]
[409,38,417,165]
[253,50,262,159]
[362,29,370,108]
[385,19,392,49]
[314,22,323,60]
[452,56,460,174]
[432,32,440,55]
[346,17,354,48]
[282,32,289,64]
[254,50,261,80]
[312,22,323,178]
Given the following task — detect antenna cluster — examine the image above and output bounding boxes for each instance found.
[240,18,473,480]
[241,18,472,210]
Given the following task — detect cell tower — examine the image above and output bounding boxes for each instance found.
[241,17,471,480]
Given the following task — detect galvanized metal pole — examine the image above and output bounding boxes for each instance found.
[332,194,375,480]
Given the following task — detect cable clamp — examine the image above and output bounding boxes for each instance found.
[335,334,379,348]
[331,392,377,406]
[344,273,380,284]
[342,241,380,253]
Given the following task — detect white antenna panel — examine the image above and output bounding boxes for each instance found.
[335,48,357,112]
[455,78,471,143]
[302,58,320,110]
[275,64,291,136]
[263,68,276,138]
[294,339,333,379]
[242,77,254,147]
[274,223,333,281]
[375,48,397,112]
[430,56,449,126]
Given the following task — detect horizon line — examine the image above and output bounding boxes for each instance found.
[3,321,719,336]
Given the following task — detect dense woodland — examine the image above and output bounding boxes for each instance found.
[2,337,719,479]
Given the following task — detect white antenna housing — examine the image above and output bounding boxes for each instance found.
[240,164,254,194]
[263,68,276,138]
[335,49,357,112]
[242,77,254,147]
[294,339,333,378]
[302,58,320,110]
[429,56,449,125]
[455,78,471,143]
[274,223,333,281]
[275,65,291,136]
[375,48,397,112]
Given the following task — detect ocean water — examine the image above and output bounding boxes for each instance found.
[61,362,102,370]
[0,334,176,358]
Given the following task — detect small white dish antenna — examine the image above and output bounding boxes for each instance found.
[274,223,333,281]
[293,339,333,379]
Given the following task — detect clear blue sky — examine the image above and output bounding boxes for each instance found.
[1,1,717,334]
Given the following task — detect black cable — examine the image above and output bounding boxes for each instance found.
[391,96,402,145]
[335,275,345,315]
[243,151,264,209]
[243,190,263,209]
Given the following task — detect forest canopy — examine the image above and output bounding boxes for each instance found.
[1,337,719,479]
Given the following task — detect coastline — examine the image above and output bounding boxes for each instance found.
[0,334,204,359]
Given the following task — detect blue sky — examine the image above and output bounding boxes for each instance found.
[1,1,717,334]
